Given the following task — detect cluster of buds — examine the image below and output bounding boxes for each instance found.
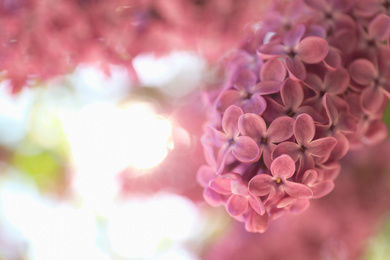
[198,0,390,233]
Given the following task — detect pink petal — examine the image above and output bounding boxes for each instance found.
[368,14,390,42]
[295,106,326,123]
[258,43,287,58]
[361,86,386,115]
[196,165,216,188]
[238,113,267,139]
[241,94,267,114]
[268,206,287,220]
[363,120,388,146]
[209,178,232,195]
[270,154,296,179]
[266,116,295,143]
[203,188,224,206]
[283,24,305,47]
[286,57,307,81]
[233,69,257,90]
[283,181,313,198]
[308,136,337,158]
[248,196,266,215]
[215,144,232,174]
[324,68,350,95]
[254,81,282,95]
[323,47,342,70]
[232,136,260,163]
[297,36,329,64]
[276,197,297,208]
[260,58,286,82]
[207,126,228,147]
[311,180,334,199]
[217,90,243,113]
[231,178,249,196]
[294,114,315,146]
[281,78,304,110]
[226,194,248,216]
[289,199,310,214]
[305,73,324,93]
[349,59,377,85]
[248,174,274,196]
[302,169,318,186]
[272,142,301,162]
[222,105,243,138]
[328,131,349,160]
[262,144,275,169]
[262,97,286,122]
[303,0,327,11]
[322,94,349,125]
[337,113,358,133]
[297,154,315,175]
[245,211,269,233]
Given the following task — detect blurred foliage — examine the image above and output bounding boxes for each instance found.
[363,214,390,260]
[12,150,64,193]
[385,102,390,130]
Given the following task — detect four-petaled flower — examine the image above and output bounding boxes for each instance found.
[209,172,265,217]
[209,105,260,174]
[272,114,337,175]
[249,154,313,207]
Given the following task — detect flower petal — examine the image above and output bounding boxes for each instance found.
[368,14,390,42]
[303,0,326,11]
[260,58,286,82]
[294,113,315,146]
[226,194,248,216]
[289,199,310,214]
[203,188,224,206]
[283,181,313,198]
[361,86,386,115]
[232,136,260,163]
[324,68,350,95]
[241,94,267,114]
[238,113,267,139]
[209,178,232,195]
[222,105,243,138]
[266,116,295,143]
[363,120,388,146]
[308,136,337,158]
[283,24,305,47]
[328,131,349,160]
[245,211,268,233]
[270,154,296,179]
[305,73,324,93]
[323,47,342,70]
[302,169,318,186]
[286,57,307,81]
[311,180,334,199]
[349,59,377,85]
[233,69,257,90]
[254,81,282,95]
[281,78,304,110]
[258,42,286,58]
[272,142,301,162]
[196,165,216,188]
[217,89,243,113]
[297,36,329,64]
[276,197,297,208]
[248,196,265,215]
[248,174,274,196]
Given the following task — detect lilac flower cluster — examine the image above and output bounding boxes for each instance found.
[197,0,390,233]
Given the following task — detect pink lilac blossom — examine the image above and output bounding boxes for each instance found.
[198,0,390,233]
[0,0,272,93]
